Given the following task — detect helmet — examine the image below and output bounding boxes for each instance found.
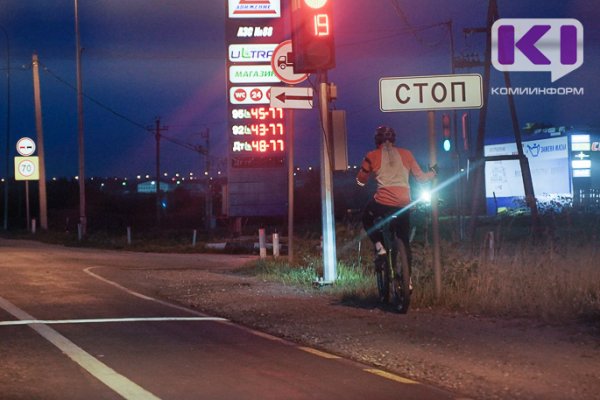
[374,125,396,146]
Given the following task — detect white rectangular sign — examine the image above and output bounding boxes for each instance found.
[14,156,39,181]
[230,86,272,105]
[229,65,280,84]
[270,87,314,109]
[379,73,483,112]
[228,44,276,63]
[228,0,281,19]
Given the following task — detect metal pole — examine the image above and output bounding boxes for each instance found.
[25,181,30,231]
[204,128,212,234]
[287,109,294,263]
[75,0,87,236]
[155,118,161,226]
[1,26,10,231]
[428,110,442,298]
[318,75,337,283]
[31,53,48,230]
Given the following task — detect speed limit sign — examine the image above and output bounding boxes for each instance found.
[14,156,40,181]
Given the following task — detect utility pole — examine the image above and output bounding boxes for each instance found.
[74,0,87,236]
[458,0,540,238]
[1,26,10,231]
[153,118,167,226]
[201,128,212,234]
[31,53,48,230]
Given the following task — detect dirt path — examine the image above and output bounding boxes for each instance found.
[98,265,600,400]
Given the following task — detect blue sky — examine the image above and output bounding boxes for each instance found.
[0,0,598,178]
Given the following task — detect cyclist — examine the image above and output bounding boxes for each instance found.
[356,126,437,287]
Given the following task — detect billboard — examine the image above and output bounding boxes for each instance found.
[484,136,570,212]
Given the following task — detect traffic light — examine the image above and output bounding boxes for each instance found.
[291,0,335,73]
[442,114,451,152]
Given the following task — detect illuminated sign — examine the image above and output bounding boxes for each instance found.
[236,26,275,38]
[232,107,284,120]
[226,0,288,217]
[228,44,276,62]
[593,142,600,151]
[232,139,285,153]
[484,136,570,198]
[229,86,272,104]
[229,65,281,83]
[290,0,335,72]
[228,0,281,18]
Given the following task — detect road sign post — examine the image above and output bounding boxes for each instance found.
[379,73,484,299]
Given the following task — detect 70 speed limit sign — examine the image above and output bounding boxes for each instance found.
[14,156,40,181]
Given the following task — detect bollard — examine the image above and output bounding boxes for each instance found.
[258,228,267,258]
[485,231,495,262]
[192,229,197,247]
[273,233,280,258]
[77,223,83,242]
[31,219,37,234]
[127,226,132,245]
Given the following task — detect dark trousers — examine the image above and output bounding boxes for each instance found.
[362,200,412,268]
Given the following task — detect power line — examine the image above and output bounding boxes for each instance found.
[38,60,213,155]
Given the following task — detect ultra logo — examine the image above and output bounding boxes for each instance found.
[492,19,583,82]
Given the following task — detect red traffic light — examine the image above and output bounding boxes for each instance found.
[291,0,335,73]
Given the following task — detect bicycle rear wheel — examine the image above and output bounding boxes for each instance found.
[391,239,411,314]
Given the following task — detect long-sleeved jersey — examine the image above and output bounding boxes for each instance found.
[356,143,434,207]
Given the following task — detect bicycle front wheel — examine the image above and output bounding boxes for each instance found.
[391,239,411,314]
[375,258,389,304]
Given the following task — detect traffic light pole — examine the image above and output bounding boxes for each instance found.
[428,111,442,298]
[318,75,337,284]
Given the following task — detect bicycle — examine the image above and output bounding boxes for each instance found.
[374,214,411,314]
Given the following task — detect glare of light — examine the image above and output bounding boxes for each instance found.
[420,190,432,204]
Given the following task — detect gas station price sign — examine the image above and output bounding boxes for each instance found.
[226,0,289,217]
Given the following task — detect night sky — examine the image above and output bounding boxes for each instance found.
[0,0,598,179]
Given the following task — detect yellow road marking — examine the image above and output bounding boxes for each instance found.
[364,368,419,385]
[298,346,340,359]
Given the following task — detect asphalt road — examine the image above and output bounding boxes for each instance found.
[0,239,459,400]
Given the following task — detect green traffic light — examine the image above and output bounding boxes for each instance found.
[443,139,451,152]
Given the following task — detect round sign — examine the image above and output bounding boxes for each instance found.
[271,40,309,85]
[17,159,36,178]
[16,137,36,156]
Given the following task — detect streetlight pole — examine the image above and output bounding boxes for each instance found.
[1,26,10,231]
[74,0,87,236]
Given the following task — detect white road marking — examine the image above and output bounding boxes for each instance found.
[0,316,226,327]
[0,296,162,400]
[84,267,217,318]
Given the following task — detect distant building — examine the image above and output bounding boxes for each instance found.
[136,180,176,194]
